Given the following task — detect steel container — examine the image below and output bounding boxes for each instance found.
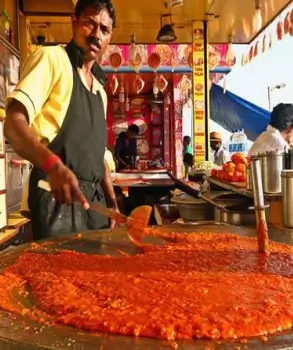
[259,150,285,194]
[281,170,293,228]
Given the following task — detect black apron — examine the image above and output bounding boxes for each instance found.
[28,41,108,240]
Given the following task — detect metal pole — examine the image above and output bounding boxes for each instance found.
[267,86,271,112]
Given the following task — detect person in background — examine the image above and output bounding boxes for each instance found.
[183,136,193,177]
[114,124,139,170]
[210,131,230,166]
[183,153,194,179]
[249,103,293,156]
[183,135,193,155]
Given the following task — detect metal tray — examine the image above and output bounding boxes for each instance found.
[1,225,293,349]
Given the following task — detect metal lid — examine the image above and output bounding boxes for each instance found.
[281,170,293,178]
[258,149,285,157]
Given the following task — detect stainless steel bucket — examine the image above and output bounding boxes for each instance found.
[259,150,285,194]
[281,170,293,228]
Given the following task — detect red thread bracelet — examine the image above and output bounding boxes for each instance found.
[42,155,61,173]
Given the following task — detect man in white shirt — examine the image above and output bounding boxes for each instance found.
[210,131,230,166]
[249,103,293,156]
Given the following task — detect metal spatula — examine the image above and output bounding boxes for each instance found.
[37,180,152,245]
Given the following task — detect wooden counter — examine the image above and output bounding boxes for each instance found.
[0,212,31,249]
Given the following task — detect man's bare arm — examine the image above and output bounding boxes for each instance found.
[4,100,54,167]
[4,99,88,207]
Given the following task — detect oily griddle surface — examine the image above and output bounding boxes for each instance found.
[1,225,293,349]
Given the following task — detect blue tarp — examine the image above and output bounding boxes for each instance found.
[210,84,270,141]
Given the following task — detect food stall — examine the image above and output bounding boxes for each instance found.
[100,43,231,214]
[0,0,293,349]
[102,43,230,176]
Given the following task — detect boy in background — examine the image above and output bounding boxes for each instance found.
[183,135,192,155]
[183,153,194,179]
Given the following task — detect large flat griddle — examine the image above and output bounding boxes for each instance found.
[1,224,293,349]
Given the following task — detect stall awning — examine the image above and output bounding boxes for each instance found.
[210,84,270,141]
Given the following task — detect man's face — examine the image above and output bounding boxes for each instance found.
[187,158,193,167]
[72,6,113,62]
[127,130,136,139]
[287,128,293,146]
[210,140,220,151]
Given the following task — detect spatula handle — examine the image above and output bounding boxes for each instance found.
[38,180,128,225]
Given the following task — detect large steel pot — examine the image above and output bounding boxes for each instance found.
[213,194,252,222]
[201,192,253,222]
[174,202,214,221]
[158,204,179,218]
[258,150,285,194]
[213,193,250,206]
[171,194,214,221]
[214,205,255,226]
[281,170,293,228]
[215,204,271,226]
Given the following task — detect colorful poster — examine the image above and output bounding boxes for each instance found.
[101,43,228,70]
[163,103,171,167]
[192,21,207,161]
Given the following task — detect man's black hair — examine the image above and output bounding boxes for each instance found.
[128,124,139,135]
[269,103,293,132]
[183,135,191,144]
[183,152,193,164]
[75,0,116,27]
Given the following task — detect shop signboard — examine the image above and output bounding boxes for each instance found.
[192,21,207,161]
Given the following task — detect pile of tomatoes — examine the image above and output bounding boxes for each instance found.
[211,153,250,183]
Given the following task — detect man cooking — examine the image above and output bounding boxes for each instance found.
[4,0,118,240]
[249,103,293,155]
[210,131,230,166]
[114,124,139,170]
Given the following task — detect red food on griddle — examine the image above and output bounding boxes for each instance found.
[0,233,293,340]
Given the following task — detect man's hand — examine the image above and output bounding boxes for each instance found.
[110,204,120,228]
[47,162,89,209]
[102,160,119,228]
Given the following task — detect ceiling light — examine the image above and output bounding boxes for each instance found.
[157,25,176,42]
[129,34,136,61]
[157,14,177,42]
[225,35,236,66]
[169,0,183,8]
[253,0,262,32]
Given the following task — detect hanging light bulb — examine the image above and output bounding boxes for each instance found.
[169,0,183,8]
[165,93,171,105]
[153,84,159,97]
[253,1,262,32]
[187,97,192,108]
[118,85,125,103]
[223,76,227,94]
[125,95,130,111]
[253,8,262,32]
[225,35,236,66]
[129,34,136,62]
[187,91,192,108]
